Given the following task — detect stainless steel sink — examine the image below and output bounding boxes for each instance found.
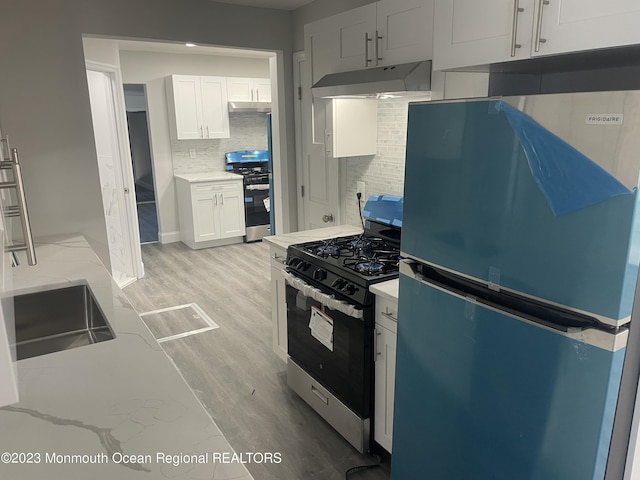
[14,284,115,360]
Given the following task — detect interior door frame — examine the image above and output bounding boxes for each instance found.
[293,51,306,230]
[85,60,144,282]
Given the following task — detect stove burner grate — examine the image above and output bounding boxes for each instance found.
[355,260,386,275]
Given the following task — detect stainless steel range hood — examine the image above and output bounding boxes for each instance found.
[312,60,432,98]
[228,101,271,113]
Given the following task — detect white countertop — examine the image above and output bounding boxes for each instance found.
[263,225,363,251]
[370,279,399,302]
[174,172,243,183]
[0,235,252,480]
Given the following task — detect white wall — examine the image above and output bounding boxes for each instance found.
[0,0,294,266]
[118,49,270,243]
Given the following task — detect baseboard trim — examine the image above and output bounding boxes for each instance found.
[159,231,181,244]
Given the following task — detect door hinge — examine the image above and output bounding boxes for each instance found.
[298,86,302,101]
[301,185,305,198]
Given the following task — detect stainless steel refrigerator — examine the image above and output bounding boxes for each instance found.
[392,91,640,479]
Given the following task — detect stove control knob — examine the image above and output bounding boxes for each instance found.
[296,261,307,271]
[344,284,358,295]
[313,269,327,281]
[302,262,311,271]
[331,279,345,289]
[287,257,300,267]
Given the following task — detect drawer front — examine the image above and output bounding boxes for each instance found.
[287,359,368,453]
[191,181,241,193]
[375,297,398,333]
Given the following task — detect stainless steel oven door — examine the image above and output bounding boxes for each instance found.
[284,272,372,418]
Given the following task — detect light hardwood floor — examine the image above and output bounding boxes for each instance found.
[123,241,390,480]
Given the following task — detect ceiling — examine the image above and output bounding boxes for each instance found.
[209,0,313,10]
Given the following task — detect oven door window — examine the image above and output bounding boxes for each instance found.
[244,189,270,227]
[286,284,372,417]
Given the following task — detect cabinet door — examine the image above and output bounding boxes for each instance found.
[172,75,204,139]
[270,261,288,362]
[306,16,342,85]
[376,0,434,66]
[253,78,272,102]
[201,77,230,139]
[532,0,640,57]
[433,0,535,71]
[226,77,253,102]
[334,3,377,72]
[192,192,219,241]
[218,187,246,238]
[375,322,397,453]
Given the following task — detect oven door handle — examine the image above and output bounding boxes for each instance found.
[283,271,364,320]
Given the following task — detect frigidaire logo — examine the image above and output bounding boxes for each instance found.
[585,113,624,125]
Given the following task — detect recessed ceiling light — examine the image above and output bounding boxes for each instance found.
[185,43,197,48]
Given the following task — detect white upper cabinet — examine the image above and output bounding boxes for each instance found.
[376,0,435,67]
[305,0,434,83]
[200,77,230,139]
[532,0,640,57]
[434,0,640,71]
[166,75,229,140]
[226,77,271,103]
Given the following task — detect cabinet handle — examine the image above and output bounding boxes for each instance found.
[534,0,550,52]
[365,32,373,67]
[256,90,259,102]
[375,30,382,66]
[214,193,218,206]
[510,0,524,57]
[206,125,209,138]
[200,126,203,138]
[381,311,397,322]
[220,193,224,206]
[311,385,329,405]
[374,328,381,360]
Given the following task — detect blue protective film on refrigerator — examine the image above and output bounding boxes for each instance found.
[495,101,632,216]
[224,150,269,163]
[362,195,403,227]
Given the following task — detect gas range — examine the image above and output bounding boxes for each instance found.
[286,232,400,306]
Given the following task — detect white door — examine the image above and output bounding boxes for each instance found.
[254,78,272,102]
[374,322,397,453]
[201,76,230,139]
[532,0,640,57]
[299,52,339,230]
[218,188,245,237]
[433,0,535,70]
[226,77,253,102]
[86,69,138,287]
[334,3,377,72]
[306,17,341,85]
[172,75,203,139]
[192,193,219,242]
[376,0,434,66]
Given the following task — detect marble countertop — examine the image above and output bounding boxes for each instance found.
[0,235,252,480]
[263,225,363,251]
[174,172,243,183]
[370,279,399,302]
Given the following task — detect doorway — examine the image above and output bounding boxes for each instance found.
[123,84,159,244]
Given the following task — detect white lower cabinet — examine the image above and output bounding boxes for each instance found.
[270,244,288,362]
[176,177,245,249]
[374,296,397,453]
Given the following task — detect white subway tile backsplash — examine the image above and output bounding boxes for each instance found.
[172,113,268,174]
[344,96,429,226]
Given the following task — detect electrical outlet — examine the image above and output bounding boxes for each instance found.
[357,181,366,200]
[189,148,197,159]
